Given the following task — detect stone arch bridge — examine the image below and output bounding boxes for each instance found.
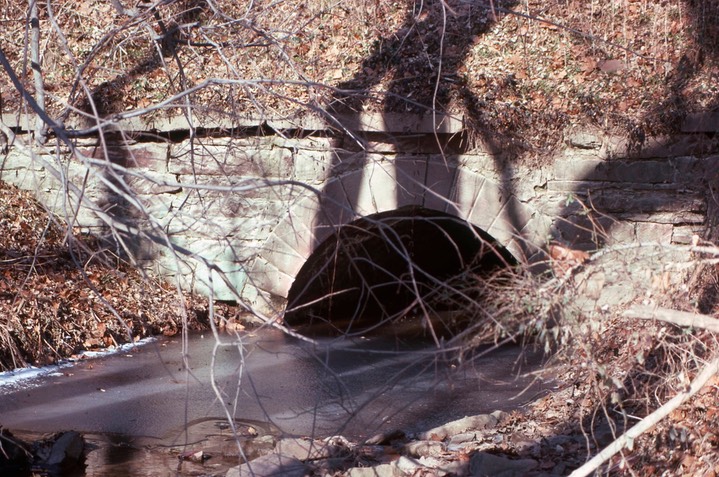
[2,112,717,319]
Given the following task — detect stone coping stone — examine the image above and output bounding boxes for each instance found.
[403,440,446,458]
[274,436,349,460]
[1,112,464,135]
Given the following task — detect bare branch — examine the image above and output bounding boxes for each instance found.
[623,305,719,333]
[569,355,719,477]
[28,0,47,143]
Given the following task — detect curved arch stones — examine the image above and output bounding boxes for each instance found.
[245,157,547,316]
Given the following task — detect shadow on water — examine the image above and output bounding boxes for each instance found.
[0,328,552,476]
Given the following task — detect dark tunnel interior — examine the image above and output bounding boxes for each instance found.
[284,206,516,337]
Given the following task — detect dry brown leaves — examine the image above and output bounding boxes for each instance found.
[1,0,717,161]
[0,181,238,371]
[481,317,719,475]
[548,243,590,277]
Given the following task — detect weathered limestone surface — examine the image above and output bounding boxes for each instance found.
[0,112,716,315]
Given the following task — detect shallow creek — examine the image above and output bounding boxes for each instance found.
[0,325,552,475]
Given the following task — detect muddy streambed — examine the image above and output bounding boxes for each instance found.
[0,326,552,476]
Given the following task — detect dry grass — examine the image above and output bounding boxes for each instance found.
[434,236,719,474]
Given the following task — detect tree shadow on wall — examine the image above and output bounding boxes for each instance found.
[552,0,719,309]
[295,2,719,468]
[74,2,209,263]
[304,0,528,327]
[542,3,719,471]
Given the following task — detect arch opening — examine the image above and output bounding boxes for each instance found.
[284,206,516,337]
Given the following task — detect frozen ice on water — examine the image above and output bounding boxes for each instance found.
[0,337,156,392]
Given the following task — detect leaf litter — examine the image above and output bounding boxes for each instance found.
[0,181,241,371]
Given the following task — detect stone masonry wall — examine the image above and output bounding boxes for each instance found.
[1,112,717,317]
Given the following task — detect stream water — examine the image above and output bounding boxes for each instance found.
[0,325,552,475]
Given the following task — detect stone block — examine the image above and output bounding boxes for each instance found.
[635,222,673,244]
[556,159,666,184]
[163,211,273,240]
[250,257,296,298]
[605,221,635,245]
[589,189,705,215]
[242,286,287,319]
[226,453,307,477]
[271,136,336,151]
[123,143,170,170]
[331,111,463,134]
[404,440,446,458]
[169,191,269,221]
[529,191,583,217]
[344,463,399,477]
[422,156,459,212]
[393,157,433,208]
[552,158,604,182]
[169,140,292,177]
[315,177,357,232]
[672,225,704,244]
[273,437,340,460]
[546,180,600,193]
[519,214,552,245]
[290,148,336,182]
[280,192,343,249]
[455,152,499,178]
[508,215,551,261]
[165,238,248,300]
[446,169,487,221]
[486,196,535,245]
[0,149,48,171]
[567,129,603,149]
[130,113,266,132]
[613,211,706,224]
[347,159,400,215]
[467,179,506,231]
[125,170,182,195]
[469,451,538,477]
[420,413,500,441]
[311,149,371,178]
[260,234,308,278]
[267,221,315,263]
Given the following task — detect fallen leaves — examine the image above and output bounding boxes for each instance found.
[1,0,710,158]
[598,59,626,74]
[548,244,590,277]
[0,181,240,371]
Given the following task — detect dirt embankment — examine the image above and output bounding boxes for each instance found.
[1,0,718,160]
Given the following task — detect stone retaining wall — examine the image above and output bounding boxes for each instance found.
[1,112,717,317]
